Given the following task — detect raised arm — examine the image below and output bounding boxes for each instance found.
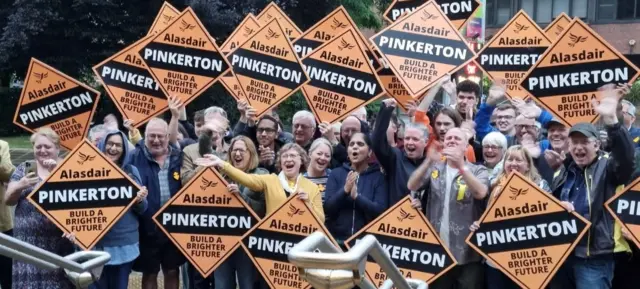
[371,100,397,171]
[407,157,432,191]
[168,96,183,147]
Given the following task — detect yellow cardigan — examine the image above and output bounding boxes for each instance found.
[221,163,324,221]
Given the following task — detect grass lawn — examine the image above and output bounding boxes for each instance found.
[4,135,31,149]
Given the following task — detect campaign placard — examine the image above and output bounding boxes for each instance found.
[241,195,338,289]
[520,18,640,127]
[475,10,551,100]
[139,7,231,106]
[153,167,259,277]
[27,140,141,250]
[292,6,380,70]
[219,14,262,100]
[371,0,476,97]
[544,13,571,42]
[373,48,415,111]
[14,58,100,151]
[93,34,168,128]
[256,2,302,41]
[148,2,180,35]
[383,0,480,29]
[344,196,456,287]
[227,19,310,118]
[301,29,384,124]
[606,177,640,249]
[466,172,590,289]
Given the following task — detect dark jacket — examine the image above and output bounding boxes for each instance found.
[330,120,370,169]
[131,140,183,239]
[235,167,269,218]
[97,131,148,247]
[324,163,389,241]
[372,103,425,205]
[551,123,635,258]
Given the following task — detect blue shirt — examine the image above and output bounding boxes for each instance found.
[566,170,589,219]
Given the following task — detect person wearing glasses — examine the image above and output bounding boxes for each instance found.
[480,132,508,182]
[292,111,318,151]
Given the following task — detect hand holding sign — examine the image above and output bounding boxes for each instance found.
[227,183,240,195]
[135,186,148,204]
[382,98,397,108]
[440,75,456,97]
[297,190,309,201]
[405,99,418,118]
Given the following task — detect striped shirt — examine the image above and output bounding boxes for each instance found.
[304,169,331,203]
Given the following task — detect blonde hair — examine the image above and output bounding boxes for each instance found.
[227,136,259,172]
[309,138,333,156]
[30,127,60,149]
[275,143,310,173]
[490,145,542,199]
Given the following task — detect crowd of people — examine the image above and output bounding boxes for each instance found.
[0,76,639,289]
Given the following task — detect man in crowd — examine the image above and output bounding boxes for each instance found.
[292,110,317,151]
[621,99,640,146]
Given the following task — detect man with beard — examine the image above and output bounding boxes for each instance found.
[373,99,428,205]
[407,128,489,289]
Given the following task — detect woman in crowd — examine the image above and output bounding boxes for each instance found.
[324,133,389,244]
[469,145,549,289]
[194,143,324,220]
[213,136,268,289]
[304,138,333,204]
[481,132,508,182]
[5,128,74,289]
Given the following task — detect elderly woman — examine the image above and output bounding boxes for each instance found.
[481,131,508,182]
[5,128,74,289]
[304,138,333,204]
[194,143,323,220]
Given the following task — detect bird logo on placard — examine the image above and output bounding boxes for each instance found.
[555,25,565,36]
[266,28,280,40]
[265,13,274,20]
[568,33,588,47]
[421,11,438,21]
[200,178,218,191]
[179,19,196,31]
[331,18,348,30]
[513,22,529,33]
[243,27,254,37]
[77,152,96,165]
[338,38,355,51]
[509,186,529,200]
[397,208,416,222]
[33,72,48,84]
[162,14,174,25]
[287,204,305,217]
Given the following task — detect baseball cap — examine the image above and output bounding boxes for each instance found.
[545,118,566,129]
[569,122,599,139]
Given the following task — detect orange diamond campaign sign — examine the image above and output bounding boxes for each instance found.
[544,13,571,42]
[345,196,456,286]
[371,0,476,97]
[301,29,384,124]
[373,48,415,111]
[93,34,168,128]
[606,177,640,249]
[219,14,262,100]
[139,7,231,106]
[242,195,337,289]
[148,2,180,35]
[14,58,100,151]
[227,19,310,118]
[520,18,640,127]
[383,0,480,29]
[256,2,302,40]
[476,10,551,100]
[466,172,590,289]
[153,168,259,278]
[27,140,141,250]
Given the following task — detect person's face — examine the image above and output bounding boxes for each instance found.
[104,134,124,163]
[194,120,204,137]
[548,123,569,150]
[403,128,426,159]
[456,91,477,115]
[145,122,169,157]
[341,117,361,144]
[435,114,456,142]
[515,117,538,142]
[622,103,635,127]
[482,143,504,169]
[256,119,278,147]
[309,144,331,173]
[495,109,516,133]
[569,134,599,168]
[443,128,465,150]
[386,121,398,146]
[231,141,251,170]
[292,117,315,145]
[280,149,303,179]
[504,150,530,175]
[333,128,341,140]
[348,133,370,164]
[33,135,58,163]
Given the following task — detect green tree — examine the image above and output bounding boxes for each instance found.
[340,0,382,29]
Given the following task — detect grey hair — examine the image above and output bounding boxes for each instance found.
[292,110,316,128]
[622,99,636,116]
[405,122,429,139]
[309,138,334,156]
[482,132,508,150]
[88,124,108,143]
[204,106,228,120]
[351,107,367,121]
[145,117,168,134]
